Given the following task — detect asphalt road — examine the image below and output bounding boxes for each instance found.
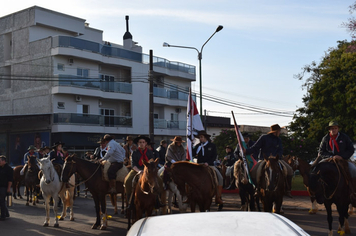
[3,187,356,236]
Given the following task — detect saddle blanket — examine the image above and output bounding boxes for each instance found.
[102,161,129,182]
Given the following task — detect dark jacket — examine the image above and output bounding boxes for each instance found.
[131,148,155,171]
[245,133,283,160]
[0,163,13,188]
[193,141,217,166]
[93,147,107,160]
[49,150,64,165]
[222,151,237,166]
[318,132,354,160]
[156,145,167,165]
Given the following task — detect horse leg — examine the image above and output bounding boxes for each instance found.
[53,195,59,227]
[69,187,75,221]
[336,204,347,235]
[248,184,256,211]
[160,190,167,215]
[344,217,351,234]
[43,195,51,227]
[121,192,125,215]
[239,183,247,210]
[26,186,30,206]
[309,197,318,214]
[91,195,101,229]
[18,184,23,199]
[100,194,107,230]
[325,203,333,236]
[274,196,283,214]
[59,191,67,220]
[167,190,173,214]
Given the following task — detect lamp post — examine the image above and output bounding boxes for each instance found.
[163,25,223,117]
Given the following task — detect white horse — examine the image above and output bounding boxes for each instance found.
[38,157,75,227]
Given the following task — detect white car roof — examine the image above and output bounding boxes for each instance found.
[127,211,310,236]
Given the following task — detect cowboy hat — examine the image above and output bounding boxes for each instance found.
[97,137,105,144]
[170,136,185,143]
[327,121,340,129]
[28,145,36,150]
[133,135,151,144]
[242,132,250,137]
[267,124,281,134]
[126,136,133,141]
[51,141,65,149]
[103,134,114,141]
[40,146,50,151]
[194,130,211,138]
[225,145,233,150]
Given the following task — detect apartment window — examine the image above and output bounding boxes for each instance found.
[100,108,115,126]
[58,64,65,71]
[100,74,115,92]
[77,68,89,78]
[77,104,89,114]
[57,102,65,109]
[154,114,159,119]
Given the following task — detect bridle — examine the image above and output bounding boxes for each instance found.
[64,158,101,187]
[316,160,341,200]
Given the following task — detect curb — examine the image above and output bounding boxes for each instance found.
[222,189,310,196]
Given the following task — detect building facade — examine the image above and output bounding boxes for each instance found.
[0,6,196,165]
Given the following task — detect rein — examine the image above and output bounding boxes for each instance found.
[65,160,101,187]
[319,159,341,200]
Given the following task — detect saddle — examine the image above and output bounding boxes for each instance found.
[254,159,288,186]
[101,160,129,182]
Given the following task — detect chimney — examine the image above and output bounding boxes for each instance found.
[123,15,132,40]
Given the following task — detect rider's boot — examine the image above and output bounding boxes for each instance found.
[109,179,116,194]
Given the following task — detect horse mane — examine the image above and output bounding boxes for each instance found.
[173,161,206,169]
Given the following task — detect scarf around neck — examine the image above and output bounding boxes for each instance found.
[138,148,149,166]
[329,133,340,153]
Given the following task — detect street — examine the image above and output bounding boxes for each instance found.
[2,186,356,236]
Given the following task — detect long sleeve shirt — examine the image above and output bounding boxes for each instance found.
[318,132,354,160]
[245,133,283,160]
[102,140,125,163]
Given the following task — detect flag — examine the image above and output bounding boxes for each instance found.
[186,89,204,161]
[231,111,257,185]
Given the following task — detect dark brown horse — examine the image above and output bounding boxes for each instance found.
[165,161,216,213]
[309,160,351,235]
[233,160,255,211]
[24,155,40,206]
[257,156,285,213]
[61,155,125,230]
[127,158,160,228]
[283,155,319,214]
[12,165,25,199]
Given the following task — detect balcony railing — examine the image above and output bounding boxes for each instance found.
[153,87,196,101]
[53,113,132,127]
[52,36,195,75]
[154,119,186,130]
[57,75,132,94]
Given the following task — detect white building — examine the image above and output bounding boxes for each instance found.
[0,6,196,165]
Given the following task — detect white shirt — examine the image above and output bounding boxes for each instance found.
[103,140,125,163]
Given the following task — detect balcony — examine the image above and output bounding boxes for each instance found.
[153,87,196,101]
[52,36,195,75]
[53,113,132,127]
[154,119,186,130]
[57,75,132,94]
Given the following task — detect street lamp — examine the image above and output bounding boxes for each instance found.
[163,25,223,118]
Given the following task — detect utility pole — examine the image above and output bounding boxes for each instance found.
[149,50,154,142]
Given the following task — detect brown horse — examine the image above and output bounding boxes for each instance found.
[165,161,217,213]
[61,155,125,230]
[12,165,25,199]
[283,155,319,214]
[257,156,285,213]
[233,160,255,211]
[24,155,40,206]
[134,159,160,220]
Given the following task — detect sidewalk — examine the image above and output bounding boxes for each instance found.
[221,190,334,212]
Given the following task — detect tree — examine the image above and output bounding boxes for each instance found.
[290,40,356,161]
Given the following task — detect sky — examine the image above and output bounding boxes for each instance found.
[1,0,355,127]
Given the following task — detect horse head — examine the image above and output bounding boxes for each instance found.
[39,157,55,184]
[141,158,160,195]
[28,155,39,172]
[309,162,340,204]
[62,154,77,183]
[264,155,282,191]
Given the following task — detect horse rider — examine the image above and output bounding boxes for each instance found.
[123,136,135,167]
[223,145,238,190]
[192,130,224,210]
[244,124,294,198]
[156,140,167,168]
[124,135,164,208]
[99,134,125,194]
[313,121,356,207]
[147,141,160,160]
[20,145,40,176]
[49,141,65,175]
[0,155,13,221]
[38,146,51,159]
[91,137,107,161]
[165,136,186,168]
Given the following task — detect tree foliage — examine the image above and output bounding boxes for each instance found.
[290,40,356,161]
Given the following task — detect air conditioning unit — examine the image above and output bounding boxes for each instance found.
[175,108,181,113]
[75,95,82,102]
[68,58,74,65]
